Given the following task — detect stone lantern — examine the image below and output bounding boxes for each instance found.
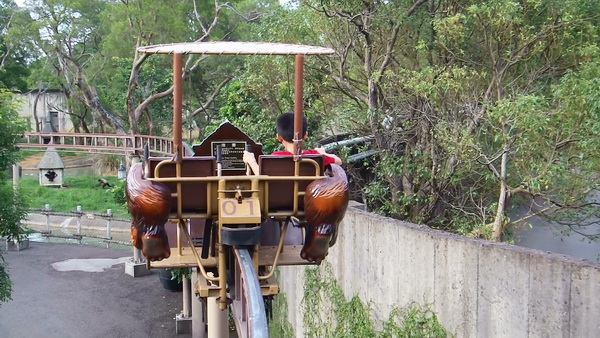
[118,163,126,180]
[38,147,65,187]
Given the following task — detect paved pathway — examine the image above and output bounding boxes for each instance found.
[0,240,192,338]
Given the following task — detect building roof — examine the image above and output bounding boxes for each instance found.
[37,148,65,169]
[138,41,335,55]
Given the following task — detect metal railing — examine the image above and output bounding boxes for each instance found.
[17,132,173,156]
[23,204,132,248]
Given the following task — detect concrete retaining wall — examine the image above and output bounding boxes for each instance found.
[278,207,600,337]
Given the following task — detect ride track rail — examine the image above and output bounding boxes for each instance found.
[231,247,269,338]
[17,132,174,156]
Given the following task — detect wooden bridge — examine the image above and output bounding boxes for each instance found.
[17,132,174,156]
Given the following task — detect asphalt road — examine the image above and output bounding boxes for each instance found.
[0,240,191,338]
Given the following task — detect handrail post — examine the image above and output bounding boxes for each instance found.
[12,165,19,193]
[106,208,112,248]
[45,204,51,233]
[76,205,82,244]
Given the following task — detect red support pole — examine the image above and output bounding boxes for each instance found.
[293,54,304,157]
[173,53,183,162]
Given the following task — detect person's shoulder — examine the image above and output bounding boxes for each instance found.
[302,149,320,155]
[270,150,292,155]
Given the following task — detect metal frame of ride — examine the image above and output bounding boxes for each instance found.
[134,41,339,337]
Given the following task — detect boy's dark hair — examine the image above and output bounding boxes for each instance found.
[276,112,307,142]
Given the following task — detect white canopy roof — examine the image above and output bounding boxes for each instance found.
[137,41,335,55]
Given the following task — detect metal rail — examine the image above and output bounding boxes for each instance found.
[231,247,269,338]
[17,132,173,156]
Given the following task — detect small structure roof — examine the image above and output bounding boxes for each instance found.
[37,148,65,169]
[137,41,335,55]
[41,120,56,133]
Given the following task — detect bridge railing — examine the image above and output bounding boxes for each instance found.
[17,132,174,156]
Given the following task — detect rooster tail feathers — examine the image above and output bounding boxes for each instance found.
[131,219,145,250]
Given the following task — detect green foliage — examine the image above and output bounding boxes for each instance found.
[303,264,375,337]
[0,90,27,175]
[208,79,279,152]
[209,56,332,152]
[0,183,29,241]
[380,306,449,338]
[170,268,191,283]
[18,176,130,218]
[0,1,32,91]
[0,89,28,241]
[0,255,11,304]
[110,179,127,207]
[275,0,600,241]
[0,87,28,306]
[268,293,295,338]
[98,55,174,134]
[302,263,449,338]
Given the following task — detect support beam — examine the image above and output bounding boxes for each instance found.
[173,53,183,162]
[191,268,206,338]
[207,297,228,338]
[293,54,304,157]
[176,276,193,334]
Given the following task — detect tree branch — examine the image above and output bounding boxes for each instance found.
[191,76,232,117]
[407,0,429,17]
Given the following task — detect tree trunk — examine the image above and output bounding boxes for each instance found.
[492,147,509,241]
[32,91,41,132]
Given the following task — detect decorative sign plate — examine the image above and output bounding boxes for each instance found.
[219,197,261,224]
[211,141,247,170]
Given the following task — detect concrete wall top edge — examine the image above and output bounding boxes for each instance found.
[345,205,600,269]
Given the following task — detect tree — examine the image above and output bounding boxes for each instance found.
[277,0,600,242]
[431,0,600,240]
[110,0,257,135]
[26,0,128,133]
[0,0,32,90]
[23,0,267,137]
[0,89,29,305]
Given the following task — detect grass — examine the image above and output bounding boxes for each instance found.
[15,176,130,218]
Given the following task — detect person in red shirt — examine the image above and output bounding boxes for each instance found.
[243,112,342,174]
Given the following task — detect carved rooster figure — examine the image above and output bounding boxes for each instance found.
[126,163,172,261]
[301,163,349,263]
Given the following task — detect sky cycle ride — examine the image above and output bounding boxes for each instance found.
[125,41,350,337]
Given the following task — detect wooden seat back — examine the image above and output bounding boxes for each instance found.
[259,154,324,214]
[148,156,216,214]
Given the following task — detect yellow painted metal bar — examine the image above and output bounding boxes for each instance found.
[177,220,219,282]
[252,244,260,272]
[176,162,183,255]
[293,160,299,214]
[258,219,289,281]
[217,178,228,310]
[148,174,322,183]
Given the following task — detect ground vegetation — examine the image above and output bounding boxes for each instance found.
[0,88,28,304]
